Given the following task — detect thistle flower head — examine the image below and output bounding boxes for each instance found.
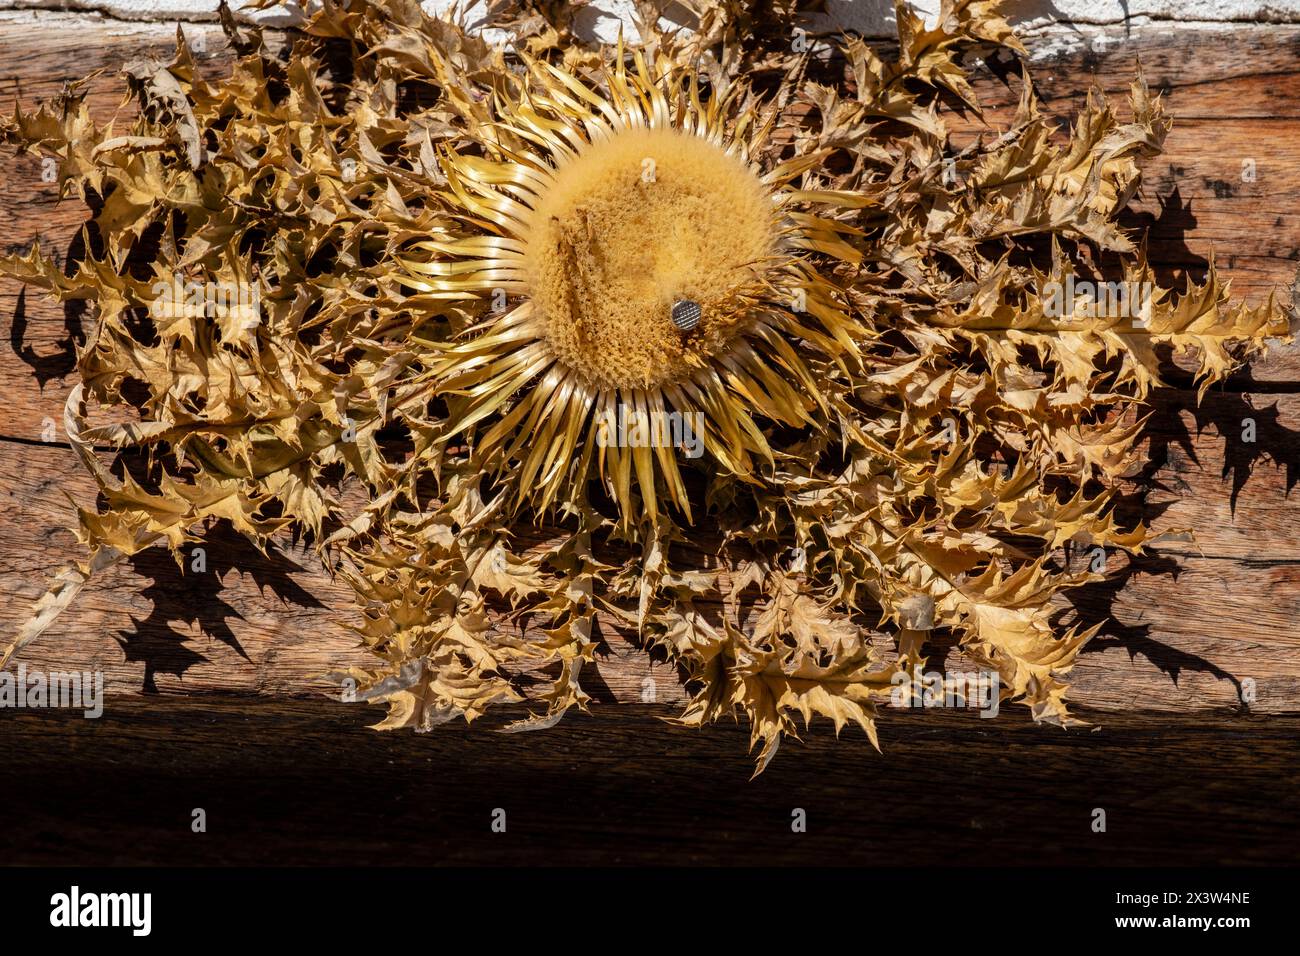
[526,125,774,390]
[400,49,864,521]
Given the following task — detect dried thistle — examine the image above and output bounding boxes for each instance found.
[1,0,1289,772]
[400,43,865,523]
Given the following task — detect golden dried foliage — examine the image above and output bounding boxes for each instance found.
[1,0,1289,771]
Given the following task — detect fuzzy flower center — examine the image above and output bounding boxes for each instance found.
[525,127,775,390]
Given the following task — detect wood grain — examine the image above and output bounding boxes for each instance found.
[3,19,1300,433]
[2,388,1297,715]
[1,695,1296,865]
[1,17,1299,740]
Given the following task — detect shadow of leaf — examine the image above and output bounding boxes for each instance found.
[116,523,327,693]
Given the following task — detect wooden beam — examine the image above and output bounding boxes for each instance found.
[0,17,1297,731]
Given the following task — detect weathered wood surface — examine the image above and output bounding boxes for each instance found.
[2,696,1297,864]
[1,16,1298,733]
[3,389,1299,715]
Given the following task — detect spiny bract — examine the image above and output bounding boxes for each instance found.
[1,0,1289,772]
